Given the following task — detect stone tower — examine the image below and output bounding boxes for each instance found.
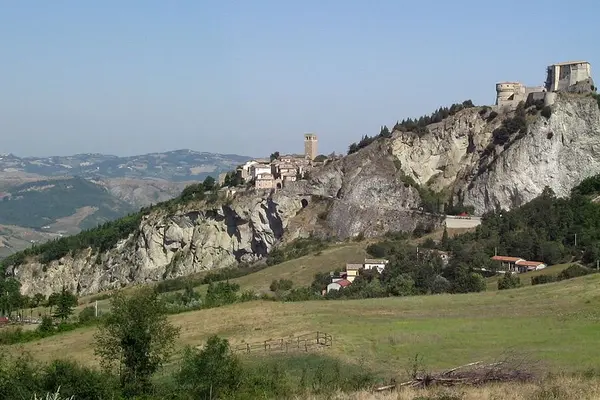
[304,133,317,161]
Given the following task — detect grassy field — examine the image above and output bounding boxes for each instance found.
[12,273,600,380]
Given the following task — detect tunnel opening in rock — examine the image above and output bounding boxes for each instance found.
[276,182,282,189]
[301,199,309,208]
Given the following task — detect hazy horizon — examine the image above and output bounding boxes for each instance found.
[2,0,599,158]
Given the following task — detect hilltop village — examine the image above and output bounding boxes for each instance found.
[221,133,342,190]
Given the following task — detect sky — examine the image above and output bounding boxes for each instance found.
[1,0,599,158]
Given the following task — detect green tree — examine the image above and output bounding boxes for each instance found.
[94,287,180,397]
[177,336,242,399]
[0,278,22,317]
[441,226,449,249]
[202,176,216,191]
[46,292,61,315]
[269,151,280,161]
[32,293,46,308]
[53,287,78,322]
[497,273,521,290]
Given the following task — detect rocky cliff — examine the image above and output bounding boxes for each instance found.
[390,94,600,214]
[13,94,600,296]
[14,141,441,296]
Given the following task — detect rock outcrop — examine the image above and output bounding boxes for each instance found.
[14,141,441,297]
[390,94,600,214]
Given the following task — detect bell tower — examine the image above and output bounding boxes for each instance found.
[304,133,317,161]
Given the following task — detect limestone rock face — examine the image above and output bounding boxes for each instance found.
[15,193,305,297]
[15,143,442,296]
[390,95,600,214]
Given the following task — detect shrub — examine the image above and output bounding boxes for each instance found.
[78,306,97,324]
[557,264,592,281]
[531,274,557,285]
[486,111,498,122]
[541,105,552,118]
[41,360,118,400]
[431,275,451,294]
[177,336,242,399]
[498,272,521,290]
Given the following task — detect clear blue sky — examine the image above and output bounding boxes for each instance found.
[1,0,599,158]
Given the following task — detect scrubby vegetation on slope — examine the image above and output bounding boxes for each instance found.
[347,100,476,155]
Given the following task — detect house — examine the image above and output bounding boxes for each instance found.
[363,259,389,274]
[250,164,272,180]
[491,256,524,272]
[255,173,276,190]
[326,279,352,293]
[345,264,363,283]
[238,160,259,181]
[515,260,547,273]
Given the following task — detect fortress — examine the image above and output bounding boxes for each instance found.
[495,61,594,109]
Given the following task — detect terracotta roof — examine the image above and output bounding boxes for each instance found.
[491,256,523,262]
[515,260,545,267]
[337,279,351,287]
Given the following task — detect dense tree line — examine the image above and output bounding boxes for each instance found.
[444,177,600,270]
[347,99,475,155]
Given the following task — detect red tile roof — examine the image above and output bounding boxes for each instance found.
[515,260,545,267]
[491,256,523,262]
[336,279,352,287]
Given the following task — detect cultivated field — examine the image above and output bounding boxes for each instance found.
[13,273,600,381]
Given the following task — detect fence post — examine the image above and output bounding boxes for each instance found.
[247,343,250,353]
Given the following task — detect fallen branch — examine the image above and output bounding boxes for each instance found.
[376,359,535,392]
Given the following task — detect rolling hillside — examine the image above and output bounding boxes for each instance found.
[14,273,600,376]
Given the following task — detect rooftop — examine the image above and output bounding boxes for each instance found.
[515,260,546,267]
[549,61,590,67]
[491,256,524,262]
[364,259,389,264]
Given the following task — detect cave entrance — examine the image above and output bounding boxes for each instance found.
[301,199,309,208]
[276,182,282,189]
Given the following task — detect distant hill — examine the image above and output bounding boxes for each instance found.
[0,149,252,257]
[0,149,252,182]
[0,177,135,231]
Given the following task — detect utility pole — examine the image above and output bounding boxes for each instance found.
[575,233,577,247]
[596,260,599,271]
[95,300,98,318]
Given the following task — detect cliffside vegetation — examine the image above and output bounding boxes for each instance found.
[445,175,600,268]
[0,175,221,273]
[347,100,476,155]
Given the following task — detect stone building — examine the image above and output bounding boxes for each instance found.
[545,61,592,92]
[495,60,593,110]
[304,133,318,161]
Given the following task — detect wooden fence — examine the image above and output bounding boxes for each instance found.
[231,331,333,355]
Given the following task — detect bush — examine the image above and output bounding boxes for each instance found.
[557,264,592,281]
[78,306,97,324]
[177,336,242,399]
[431,275,451,294]
[498,272,521,290]
[541,105,552,118]
[531,274,557,285]
[41,360,118,400]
